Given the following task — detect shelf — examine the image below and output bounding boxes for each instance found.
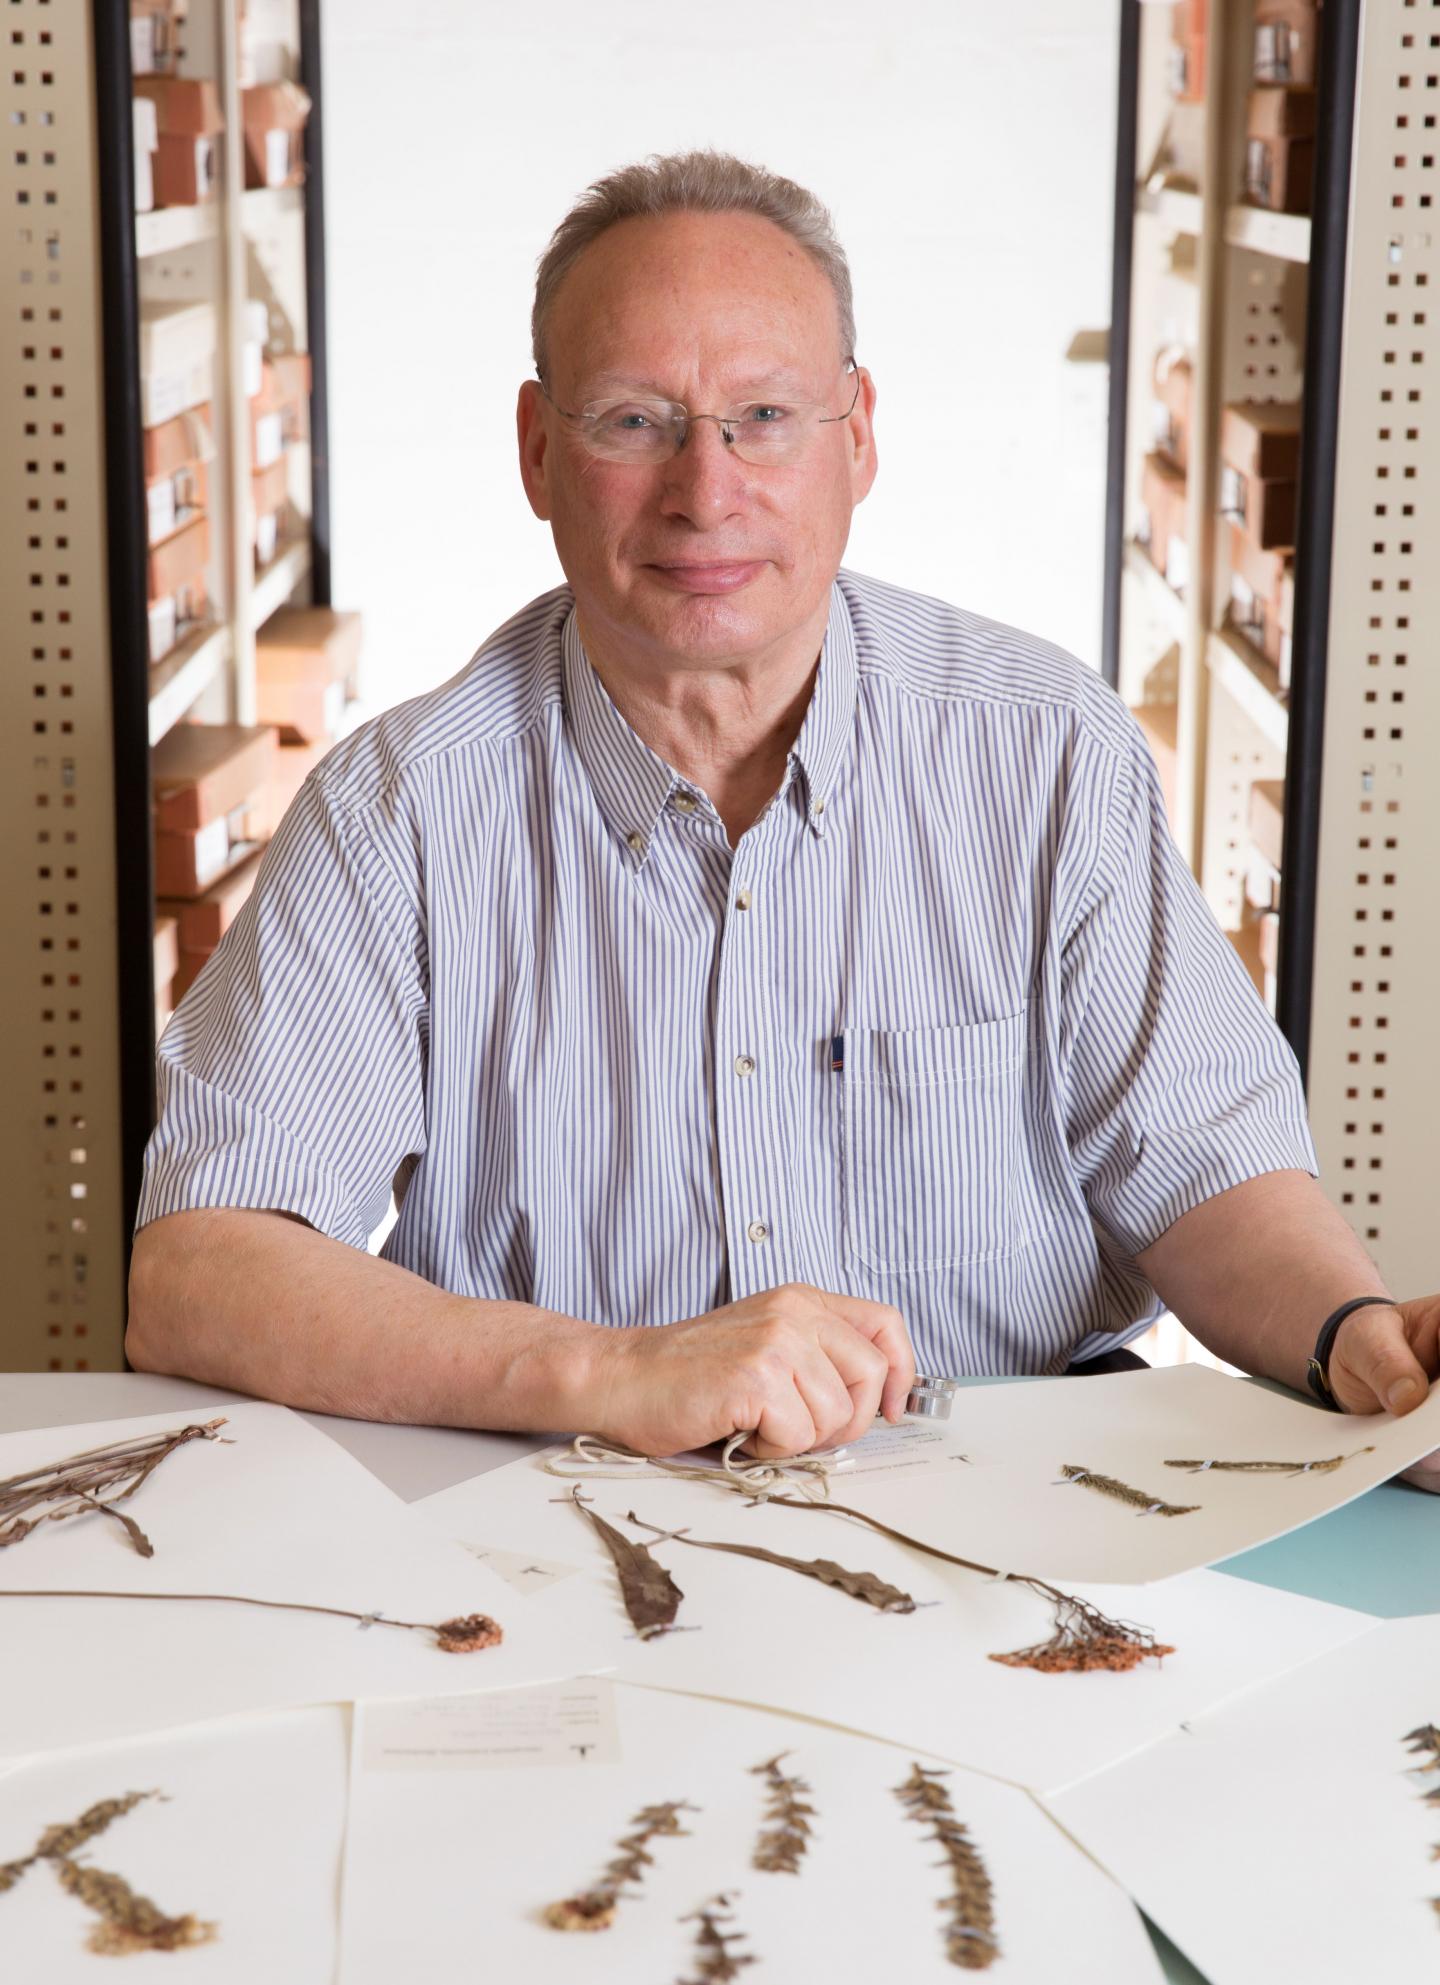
[1124,539,1187,641]
[241,185,305,231]
[147,621,231,747]
[1224,204,1311,264]
[250,538,312,630]
[1137,182,1203,236]
[134,202,220,260]
[1205,626,1289,754]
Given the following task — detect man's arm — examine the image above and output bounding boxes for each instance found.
[127,1209,915,1456]
[1135,1167,1440,1487]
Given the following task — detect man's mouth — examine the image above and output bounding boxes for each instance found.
[644,560,767,594]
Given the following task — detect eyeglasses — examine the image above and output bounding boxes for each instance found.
[539,360,861,466]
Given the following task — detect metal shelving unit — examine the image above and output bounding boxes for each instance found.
[1105,0,1440,1303]
[1,0,330,1370]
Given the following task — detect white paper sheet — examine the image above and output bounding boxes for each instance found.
[411,1454,1376,1795]
[0,1704,347,1982]
[1048,1614,1440,1985]
[821,1364,1440,1584]
[341,1679,1164,1984]
[0,1404,598,1758]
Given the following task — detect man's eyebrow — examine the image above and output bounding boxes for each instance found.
[577,368,817,401]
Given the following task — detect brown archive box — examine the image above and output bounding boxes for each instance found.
[1140,453,1189,594]
[241,81,311,190]
[1153,351,1193,471]
[1254,1,1318,87]
[1220,401,1301,550]
[1228,525,1290,668]
[135,77,224,207]
[153,722,279,832]
[143,403,213,480]
[160,845,265,954]
[155,799,266,899]
[146,511,209,605]
[1248,779,1286,873]
[1133,702,1179,829]
[256,607,362,744]
[264,738,328,837]
[1245,87,1316,215]
[1170,0,1207,102]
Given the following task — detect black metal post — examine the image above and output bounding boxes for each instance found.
[299,0,332,609]
[1100,0,1142,690]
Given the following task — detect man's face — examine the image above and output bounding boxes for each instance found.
[517,209,877,671]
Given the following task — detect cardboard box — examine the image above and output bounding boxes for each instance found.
[1133,702,1179,827]
[1220,400,1302,483]
[160,846,265,953]
[256,607,363,743]
[252,453,289,524]
[174,948,213,1002]
[1255,2,1318,87]
[1245,89,1315,214]
[133,94,158,213]
[1257,906,1281,975]
[1227,920,1266,999]
[241,81,311,190]
[1140,452,1189,595]
[143,402,213,481]
[153,722,280,832]
[146,511,209,605]
[136,77,224,207]
[262,738,328,837]
[130,2,182,79]
[1152,350,1193,470]
[155,799,266,899]
[140,302,215,428]
[1169,0,1207,102]
[1248,779,1286,872]
[153,913,180,990]
[1229,524,1289,668]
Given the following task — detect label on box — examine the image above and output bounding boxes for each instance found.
[134,148,155,216]
[244,340,264,401]
[253,410,284,470]
[1246,138,1273,207]
[147,479,177,548]
[192,816,231,891]
[1219,463,1247,525]
[1255,22,1301,86]
[1165,535,1190,597]
[255,510,279,566]
[131,16,157,74]
[324,679,345,739]
[265,128,291,187]
[148,597,178,665]
[194,137,217,201]
[1279,630,1293,693]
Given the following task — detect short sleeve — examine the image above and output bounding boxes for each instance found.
[1060,718,1318,1260]
[135,773,429,1251]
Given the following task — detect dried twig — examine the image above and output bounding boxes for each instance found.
[678,1892,757,1982]
[1164,1448,1376,1475]
[627,1510,916,1614]
[1403,1722,1440,1922]
[753,1494,1174,1673]
[749,1753,815,1873]
[546,1799,697,1931]
[1056,1465,1199,1517]
[0,1789,217,1955]
[561,1488,684,1639]
[893,1763,998,1970]
[0,1419,229,1557]
[0,1588,500,1653]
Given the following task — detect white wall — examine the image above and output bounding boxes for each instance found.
[322,0,1119,717]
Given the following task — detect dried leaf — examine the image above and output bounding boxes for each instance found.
[563,1489,684,1639]
[35,1792,156,1861]
[1057,1466,1199,1517]
[53,1857,216,1954]
[893,1764,999,1970]
[627,1511,916,1614]
[1164,1448,1376,1476]
[678,1893,757,1982]
[750,1753,815,1873]
[0,1419,227,1557]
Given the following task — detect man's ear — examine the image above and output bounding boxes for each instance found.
[848,367,878,509]
[517,380,552,520]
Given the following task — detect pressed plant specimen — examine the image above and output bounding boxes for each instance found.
[627,1510,916,1614]
[1055,1465,1200,1518]
[0,1419,229,1557]
[749,1754,816,1873]
[1164,1448,1376,1476]
[561,1487,685,1639]
[545,1798,697,1931]
[1401,1721,1440,1923]
[0,1586,501,1652]
[0,1789,216,1955]
[677,1893,756,1981]
[893,1763,998,1971]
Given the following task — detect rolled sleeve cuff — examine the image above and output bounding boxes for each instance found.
[135,1063,369,1250]
[1092,1113,1321,1259]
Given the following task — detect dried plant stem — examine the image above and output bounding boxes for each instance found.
[759,1494,1174,1674]
[0,1587,501,1654]
[545,1799,697,1931]
[1165,1448,1376,1475]
[893,1764,998,1970]
[1057,1465,1199,1517]
[749,1753,816,1873]
[0,1419,230,1557]
[0,1789,217,1954]
[678,1893,757,1981]
[561,1488,684,1639]
[1402,1722,1440,1922]
[627,1509,917,1614]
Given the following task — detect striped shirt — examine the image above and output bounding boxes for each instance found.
[138,570,1318,1376]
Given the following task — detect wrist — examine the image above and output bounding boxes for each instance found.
[1305,1294,1397,1410]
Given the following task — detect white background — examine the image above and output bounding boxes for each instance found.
[321,0,1120,718]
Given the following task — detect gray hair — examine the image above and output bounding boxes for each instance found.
[532,149,856,383]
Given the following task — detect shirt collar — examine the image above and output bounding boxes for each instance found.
[561,582,859,861]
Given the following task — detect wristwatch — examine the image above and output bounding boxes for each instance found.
[1305,1296,1395,1409]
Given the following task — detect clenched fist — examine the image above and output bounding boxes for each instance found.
[590,1282,917,1460]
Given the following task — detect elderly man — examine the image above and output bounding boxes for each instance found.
[128,152,1438,1481]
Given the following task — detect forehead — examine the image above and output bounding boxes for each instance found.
[546,208,843,393]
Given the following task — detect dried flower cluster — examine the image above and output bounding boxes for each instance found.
[1057,1465,1199,1518]
[1401,1721,1440,1921]
[546,1799,697,1932]
[749,1753,816,1873]
[0,1418,229,1557]
[677,1893,756,1982]
[0,1789,216,1956]
[1164,1448,1376,1475]
[893,1764,998,1970]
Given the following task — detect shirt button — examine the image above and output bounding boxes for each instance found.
[626,831,645,854]
[735,888,752,911]
[746,1219,769,1244]
[734,1054,756,1078]
[673,793,697,814]
[813,797,826,816]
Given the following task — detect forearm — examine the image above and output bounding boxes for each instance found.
[125,1207,611,1432]
[1134,1168,1391,1391]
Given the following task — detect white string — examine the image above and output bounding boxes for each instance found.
[541,1430,842,1503]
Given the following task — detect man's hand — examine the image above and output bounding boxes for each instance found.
[1326,1297,1440,1493]
[590,1282,917,1459]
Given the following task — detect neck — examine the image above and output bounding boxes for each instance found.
[575,599,830,845]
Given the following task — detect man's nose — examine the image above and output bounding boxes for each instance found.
[657,415,749,525]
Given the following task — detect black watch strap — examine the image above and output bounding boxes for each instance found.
[1306,1296,1395,1409]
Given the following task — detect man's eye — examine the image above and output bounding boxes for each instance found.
[744,405,791,425]
[603,406,665,431]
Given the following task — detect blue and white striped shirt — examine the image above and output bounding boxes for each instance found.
[138,570,1318,1375]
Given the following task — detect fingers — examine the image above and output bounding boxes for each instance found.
[814,1318,891,1448]
[1400,1450,1440,1495]
[821,1293,917,1422]
[1330,1306,1432,1416]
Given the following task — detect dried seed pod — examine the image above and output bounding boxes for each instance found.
[544,1892,617,1932]
[749,1753,816,1874]
[1057,1466,1199,1517]
[434,1612,503,1653]
[52,1857,215,1955]
[893,1764,998,1971]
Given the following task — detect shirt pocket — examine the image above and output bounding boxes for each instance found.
[840,1008,1033,1271]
